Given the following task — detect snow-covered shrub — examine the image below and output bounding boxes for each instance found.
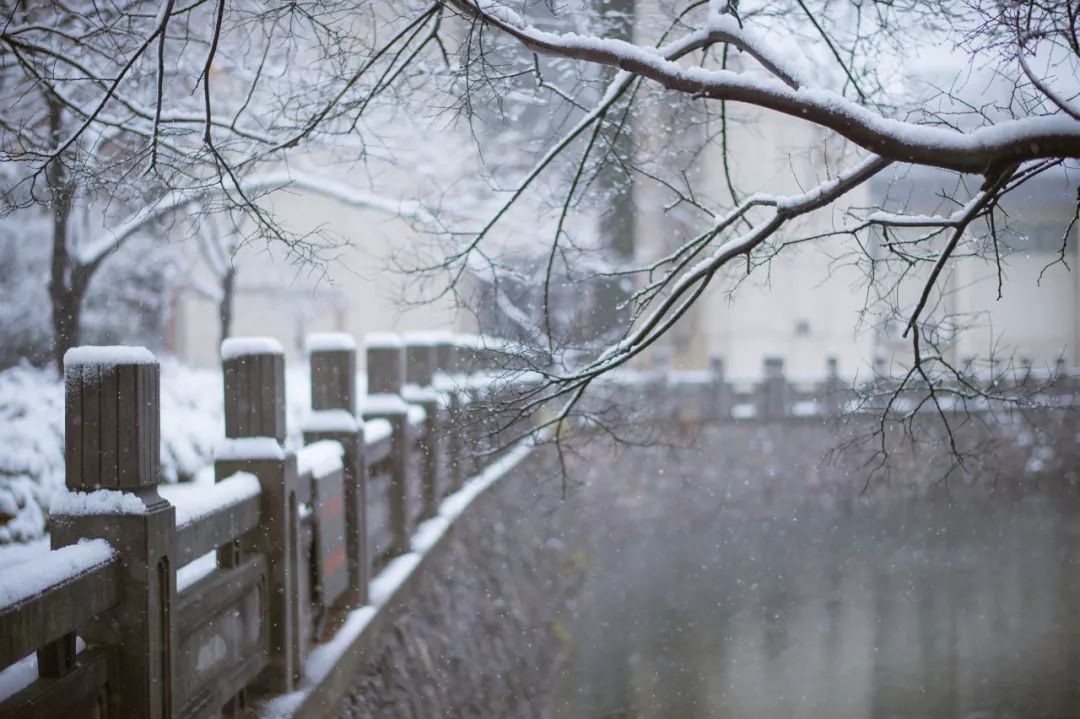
[0,363,61,543]
[0,216,52,368]
[157,360,225,484]
[0,358,316,543]
[0,360,238,543]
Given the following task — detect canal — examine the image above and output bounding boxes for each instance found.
[552,423,1080,718]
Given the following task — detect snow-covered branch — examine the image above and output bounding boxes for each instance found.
[451,1,1080,172]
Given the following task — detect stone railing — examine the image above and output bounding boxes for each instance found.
[0,333,529,719]
[624,355,1078,424]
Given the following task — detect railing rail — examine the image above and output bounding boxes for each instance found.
[171,472,262,566]
[0,541,119,670]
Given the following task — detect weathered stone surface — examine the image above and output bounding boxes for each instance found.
[334,449,578,719]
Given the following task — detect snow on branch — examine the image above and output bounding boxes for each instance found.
[453,1,1080,172]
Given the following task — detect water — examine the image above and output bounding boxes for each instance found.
[552,433,1080,718]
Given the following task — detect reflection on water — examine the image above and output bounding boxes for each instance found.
[554,439,1080,719]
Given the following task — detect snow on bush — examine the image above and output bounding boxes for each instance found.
[0,358,317,544]
[0,364,58,544]
[157,360,225,487]
[0,360,226,543]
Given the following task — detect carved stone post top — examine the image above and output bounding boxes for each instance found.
[307,333,358,414]
[221,336,287,442]
[365,333,405,395]
[63,345,160,491]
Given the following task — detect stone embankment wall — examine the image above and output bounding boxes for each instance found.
[333,448,578,719]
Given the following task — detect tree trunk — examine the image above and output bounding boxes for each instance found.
[45,94,79,370]
[219,266,236,346]
[590,0,637,340]
[50,285,83,370]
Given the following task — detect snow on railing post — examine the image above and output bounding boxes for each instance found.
[362,333,411,557]
[366,332,405,395]
[403,333,443,518]
[216,337,305,693]
[53,346,176,718]
[302,333,368,606]
[759,356,790,420]
[709,355,732,421]
[309,333,357,414]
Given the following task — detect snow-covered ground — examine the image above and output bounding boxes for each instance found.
[0,359,320,545]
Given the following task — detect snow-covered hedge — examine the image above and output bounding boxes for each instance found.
[0,361,224,543]
[0,356,335,544]
[0,364,60,543]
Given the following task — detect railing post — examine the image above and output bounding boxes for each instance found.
[404,333,442,518]
[759,356,789,419]
[1052,356,1069,393]
[51,346,176,718]
[823,355,843,416]
[709,355,732,420]
[302,333,368,606]
[432,338,464,491]
[215,337,304,693]
[361,334,411,557]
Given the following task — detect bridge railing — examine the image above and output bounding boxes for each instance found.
[643,354,1077,423]
[0,331,525,718]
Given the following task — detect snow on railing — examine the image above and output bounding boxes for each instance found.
[295,441,344,480]
[0,539,115,613]
[165,472,261,529]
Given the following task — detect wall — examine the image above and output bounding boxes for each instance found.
[331,447,579,719]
